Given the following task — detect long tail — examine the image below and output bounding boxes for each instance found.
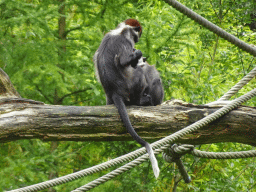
[145,143,159,178]
[112,93,160,178]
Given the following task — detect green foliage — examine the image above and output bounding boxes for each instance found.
[0,0,255,191]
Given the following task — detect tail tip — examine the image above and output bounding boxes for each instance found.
[146,143,160,178]
[153,166,160,178]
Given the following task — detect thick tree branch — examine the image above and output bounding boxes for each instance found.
[0,68,255,145]
[0,100,255,146]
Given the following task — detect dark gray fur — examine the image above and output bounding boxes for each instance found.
[136,57,164,106]
[94,30,142,104]
[93,23,163,178]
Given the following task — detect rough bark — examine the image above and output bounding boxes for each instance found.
[0,68,255,146]
[0,100,255,146]
[0,69,21,98]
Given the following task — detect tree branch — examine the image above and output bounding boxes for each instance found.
[0,100,255,146]
[0,68,255,146]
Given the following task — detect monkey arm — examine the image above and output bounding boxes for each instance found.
[119,48,142,68]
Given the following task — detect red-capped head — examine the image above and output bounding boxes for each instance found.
[124,19,142,35]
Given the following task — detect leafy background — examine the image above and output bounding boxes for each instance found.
[0,0,255,191]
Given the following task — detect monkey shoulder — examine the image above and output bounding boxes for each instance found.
[102,33,133,56]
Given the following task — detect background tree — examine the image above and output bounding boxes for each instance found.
[0,0,255,191]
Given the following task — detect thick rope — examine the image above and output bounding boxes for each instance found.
[8,92,256,192]
[163,144,194,163]
[72,89,256,191]
[163,0,256,57]
[163,144,256,160]
[162,144,256,183]
[7,147,149,192]
[218,66,256,101]
[71,151,159,192]
[153,88,256,150]
[162,144,192,183]
[162,0,256,100]
[8,1,256,191]
[192,149,256,159]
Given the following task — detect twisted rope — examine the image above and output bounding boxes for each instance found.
[163,0,256,57]
[163,0,256,101]
[7,147,148,192]
[8,1,256,191]
[163,144,194,163]
[72,89,256,191]
[218,66,256,101]
[9,90,256,192]
[192,149,256,159]
[163,144,256,160]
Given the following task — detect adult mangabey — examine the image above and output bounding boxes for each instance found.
[94,19,163,178]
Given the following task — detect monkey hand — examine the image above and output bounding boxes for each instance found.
[134,49,142,59]
[131,49,142,68]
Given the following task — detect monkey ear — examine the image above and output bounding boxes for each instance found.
[134,26,141,32]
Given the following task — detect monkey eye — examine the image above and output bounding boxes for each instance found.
[134,26,141,32]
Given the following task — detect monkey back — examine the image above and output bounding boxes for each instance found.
[94,33,135,101]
